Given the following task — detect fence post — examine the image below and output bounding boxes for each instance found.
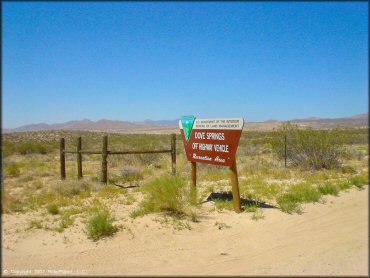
[60,138,66,180]
[102,135,108,184]
[171,134,176,175]
[230,158,242,213]
[284,135,287,168]
[191,161,197,203]
[77,137,83,179]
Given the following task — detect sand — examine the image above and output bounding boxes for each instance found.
[2,186,368,276]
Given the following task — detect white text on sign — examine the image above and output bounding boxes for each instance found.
[191,142,229,153]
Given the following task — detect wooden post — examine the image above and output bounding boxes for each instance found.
[191,161,197,203]
[77,137,83,179]
[230,158,242,213]
[284,135,287,168]
[102,135,108,184]
[60,138,66,180]
[171,134,176,175]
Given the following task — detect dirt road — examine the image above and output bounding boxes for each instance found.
[3,186,368,276]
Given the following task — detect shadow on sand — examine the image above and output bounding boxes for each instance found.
[204,191,278,209]
[112,182,139,189]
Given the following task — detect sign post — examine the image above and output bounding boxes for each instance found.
[191,161,197,204]
[179,116,244,212]
[230,158,241,212]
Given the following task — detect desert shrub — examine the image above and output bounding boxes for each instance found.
[318,181,339,196]
[350,174,368,189]
[2,142,14,158]
[214,199,234,211]
[271,123,346,170]
[341,128,369,144]
[251,209,265,221]
[277,183,321,214]
[3,141,57,156]
[4,163,21,177]
[27,219,43,230]
[19,142,49,154]
[2,191,24,213]
[18,174,34,182]
[47,203,59,215]
[86,209,118,241]
[337,179,352,191]
[130,174,190,218]
[32,180,43,189]
[245,204,258,212]
[109,167,144,184]
[341,165,357,174]
[200,166,229,181]
[58,214,74,232]
[122,195,136,205]
[277,196,302,214]
[120,167,143,182]
[97,185,126,198]
[344,147,366,161]
[55,180,101,196]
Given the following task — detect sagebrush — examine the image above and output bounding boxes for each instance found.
[271,123,346,170]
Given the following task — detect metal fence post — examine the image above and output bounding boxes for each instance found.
[60,138,66,180]
[77,137,83,179]
[284,135,287,168]
[171,134,176,175]
[102,135,108,184]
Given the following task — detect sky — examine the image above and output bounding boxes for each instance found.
[3,2,368,128]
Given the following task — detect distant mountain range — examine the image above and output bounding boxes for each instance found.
[2,113,368,133]
[245,113,368,131]
[2,118,181,134]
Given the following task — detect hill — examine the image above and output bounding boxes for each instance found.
[2,113,368,133]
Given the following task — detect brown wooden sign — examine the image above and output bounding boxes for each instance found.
[179,117,244,167]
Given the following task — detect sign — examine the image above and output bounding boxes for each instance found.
[179,117,244,167]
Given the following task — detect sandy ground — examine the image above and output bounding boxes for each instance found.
[2,186,368,276]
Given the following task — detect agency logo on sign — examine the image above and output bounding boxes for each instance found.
[181,115,195,142]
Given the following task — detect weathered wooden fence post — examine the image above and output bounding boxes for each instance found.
[284,134,287,168]
[101,135,108,184]
[60,138,66,180]
[171,134,176,175]
[191,161,197,203]
[77,137,83,179]
[230,158,242,213]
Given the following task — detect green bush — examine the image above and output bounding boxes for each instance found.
[214,199,234,211]
[337,179,352,191]
[277,183,321,214]
[2,141,58,157]
[4,163,21,177]
[271,123,346,170]
[47,203,59,215]
[341,165,357,174]
[277,196,302,214]
[350,175,368,189]
[130,174,190,218]
[318,181,339,196]
[86,209,118,241]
